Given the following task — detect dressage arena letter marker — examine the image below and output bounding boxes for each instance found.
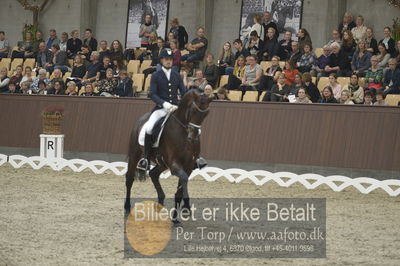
[40,134,64,159]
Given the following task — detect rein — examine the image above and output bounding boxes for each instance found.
[171,100,209,131]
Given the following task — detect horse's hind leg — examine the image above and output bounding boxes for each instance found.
[149,165,166,205]
[124,143,142,214]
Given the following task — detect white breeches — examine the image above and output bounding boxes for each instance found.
[138,108,168,146]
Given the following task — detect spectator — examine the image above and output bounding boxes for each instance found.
[46,29,60,50]
[376,43,391,69]
[379,27,396,57]
[263,73,290,102]
[250,14,264,41]
[0,31,10,58]
[313,45,331,78]
[138,32,158,62]
[20,66,36,86]
[33,31,44,55]
[363,90,373,105]
[47,80,65,95]
[278,31,293,61]
[262,11,278,40]
[248,31,264,59]
[328,73,342,100]
[233,38,250,60]
[351,40,372,77]
[20,82,31,94]
[226,55,246,91]
[169,18,188,50]
[297,28,312,52]
[36,42,52,70]
[97,56,113,81]
[12,31,34,59]
[109,40,124,62]
[169,39,181,72]
[218,42,233,75]
[324,42,351,77]
[340,90,354,104]
[342,30,356,61]
[82,51,101,84]
[204,84,216,99]
[3,82,19,94]
[69,55,86,83]
[289,72,304,97]
[216,88,230,101]
[65,81,78,96]
[262,28,279,61]
[67,30,82,58]
[374,91,388,106]
[240,55,262,99]
[0,67,10,93]
[165,32,175,48]
[297,44,316,73]
[295,88,312,104]
[343,74,364,104]
[98,68,118,96]
[115,70,133,97]
[259,56,282,92]
[383,58,400,95]
[113,58,125,78]
[182,27,208,71]
[203,54,219,88]
[59,32,68,52]
[77,44,92,63]
[288,41,302,63]
[48,43,69,74]
[320,86,338,103]
[338,12,356,36]
[394,40,400,63]
[83,28,97,52]
[9,65,24,89]
[365,28,378,55]
[302,72,321,103]
[50,68,65,90]
[81,83,98,96]
[327,29,342,47]
[98,40,111,63]
[364,55,384,93]
[283,60,299,86]
[185,70,208,90]
[139,15,157,48]
[351,16,367,44]
[143,37,164,78]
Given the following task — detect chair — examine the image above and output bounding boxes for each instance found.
[317,77,330,92]
[139,60,152,73]
[10,58,24,72]
[228,90,242,101]
[219,75,229,88]
[385,95,400,106]
[63,72,71,82]
[68,59,74,67]
[132,73,145,92]
[259,91,266,102]
[260,61,273,72]
[78,86,85,96]
[337,77,350,88]
[127,60,140,75]
[315,48,324,58]
[242,91,258,102]
[312,77,317,84]
[0,58,11,71]
[143,74,152,92]
[23,58,36,69]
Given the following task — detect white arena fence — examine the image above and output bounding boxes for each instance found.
[0,154,399,197]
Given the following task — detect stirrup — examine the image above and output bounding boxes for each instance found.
[137,158,149,171]
[196,157,207,170]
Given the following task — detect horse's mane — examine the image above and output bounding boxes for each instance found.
[175,89,197,122]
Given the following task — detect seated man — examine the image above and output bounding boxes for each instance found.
[96,55,113,81]
[247,31,264,59]
[82,52,101,84]
[46,29,60,50]
[323,42,351,77]
[98,40,111,63]
[0,31,10,58]
[37,42,52,70]
[288,41,302,63]
[46,44,69,74]
[383,58,400,95]
[12,31,35,59]
[181,27,208,72]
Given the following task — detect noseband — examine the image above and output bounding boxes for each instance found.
[172,99,209,136]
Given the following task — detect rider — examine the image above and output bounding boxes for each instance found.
[137,48,207,171]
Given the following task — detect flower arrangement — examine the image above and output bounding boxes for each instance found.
[23,24,38,41]
[42,106,64,134]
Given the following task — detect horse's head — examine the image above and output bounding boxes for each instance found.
[177,88,212,141]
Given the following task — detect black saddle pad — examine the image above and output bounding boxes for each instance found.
[150,116,166,144]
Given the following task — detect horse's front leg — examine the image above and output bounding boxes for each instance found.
[171,164,191,219]
[149,165,166,205]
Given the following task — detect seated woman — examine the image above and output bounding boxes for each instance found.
[363,90,373,105]
[351,15,367,44]
[203,53,219,88]
[112,58,125,78]
[9,65,24,90]
[259,56,282,92]
[351,40,372,77]
[138,32,158,62]
[184,69,208,90]
[115,70,133,97]
[365,28,378,55]
[263,73,290,102]
[169,39,181,72]
[98,68,118,96]
[69,55,87,81]
[109,40,124,62]
[165,32,175,48]
[340,90,354,104]
[204,84,217,99]
[66,30,82,58]
[364,55,384,93]
[216,88,230,101]
[343,74,364,104]
[0,67,10,93]
[142,37,164,79]
[47,80,65,95]
[30,69,51,93]
[283,60,299,86]
[239,55,262,100]
[297,44,316,73]
[218,42,234,75]
[262,28,279,61]
[376,43,391,69]
[374,91,388,106]
[20,66,36,87]
[290,72,303,97]
[341,30,356,61]
[294,88,312,104]
[65,81,78,96]
[328,73,342,101]
[302,72,321,103]
[226,55,246,91]
[278,31,293,61]
[81,83,98,96]
[12,31,35,59]
[327,29,342,47]
[319,86,338,103]
[379,27,396,57]
[297,28,312,52]
[312,45,331,78]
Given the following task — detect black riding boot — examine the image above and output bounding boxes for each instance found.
[137,133,152,171]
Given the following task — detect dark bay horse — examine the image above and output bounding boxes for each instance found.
[124,89,212,218]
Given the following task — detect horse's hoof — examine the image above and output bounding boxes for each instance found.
[172,219,181,225]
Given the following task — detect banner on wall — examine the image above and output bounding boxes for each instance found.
[125,0,170,48]
[240,0,303,41]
